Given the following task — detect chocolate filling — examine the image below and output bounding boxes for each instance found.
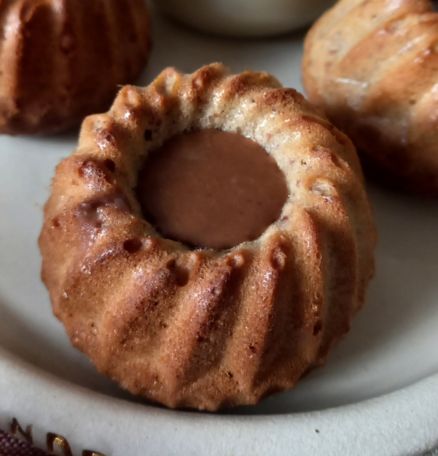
[137,129,288,249]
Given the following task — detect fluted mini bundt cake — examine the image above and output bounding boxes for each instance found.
[39,63,376,411]
[0,0,150,135]
[302,0,438,195]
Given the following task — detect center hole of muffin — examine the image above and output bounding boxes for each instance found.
[136,129,288,249]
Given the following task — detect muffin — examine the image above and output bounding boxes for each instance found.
[302,0,438,195]
[0,0,151,134]
[39,63,376,410]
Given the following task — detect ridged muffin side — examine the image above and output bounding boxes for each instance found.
[39,63,376,410]
[0,0,151,134]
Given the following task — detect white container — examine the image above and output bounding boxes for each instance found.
[153,0,333,37]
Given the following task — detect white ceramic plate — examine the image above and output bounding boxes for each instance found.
[1,9,438,456]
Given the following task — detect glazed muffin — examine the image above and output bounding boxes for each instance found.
[302,0,438,195]
[39,63,376,411]
[0,0,151,134]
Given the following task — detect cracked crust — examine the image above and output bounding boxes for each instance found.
[0,0,151,135]
[302,0,438,195]
[39,63,376,411]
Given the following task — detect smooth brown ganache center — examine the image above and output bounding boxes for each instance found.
[137,129,288,249]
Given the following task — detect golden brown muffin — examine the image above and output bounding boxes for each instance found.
[39,63,376,411]
[0,0,151,135]
[302,0,438,195]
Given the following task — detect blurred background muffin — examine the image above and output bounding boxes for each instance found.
[0,0,151,135]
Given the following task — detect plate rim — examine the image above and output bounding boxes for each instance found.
[1,345,438,456]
